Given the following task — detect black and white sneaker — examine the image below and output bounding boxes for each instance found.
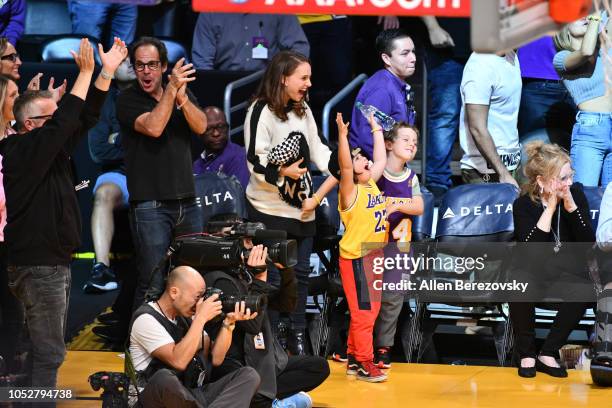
[346,354,358,376]
[83,262,118,293]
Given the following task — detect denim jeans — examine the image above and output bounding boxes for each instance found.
[7,265,71,401]
[570,112,612,187]
[518,79,576,147]
[425,59,464,191]
[67,0,137,46]
[130,198,203,312]
[267,236,313,331]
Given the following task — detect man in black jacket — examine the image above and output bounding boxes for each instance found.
[1,38,127,396]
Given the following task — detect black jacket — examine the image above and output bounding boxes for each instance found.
[0,87,107,265]
[512,183,595,280]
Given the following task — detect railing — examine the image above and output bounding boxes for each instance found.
[223,70,265,139]
[321,73,368,142]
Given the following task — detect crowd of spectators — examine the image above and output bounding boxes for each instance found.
[0,1,610,406]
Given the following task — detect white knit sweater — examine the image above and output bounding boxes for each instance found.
[244,100,331,224]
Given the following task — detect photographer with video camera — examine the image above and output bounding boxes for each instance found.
[200,215,329,408]
[128,265,260,408]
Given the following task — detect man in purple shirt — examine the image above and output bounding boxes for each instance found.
[350,29,416,157]
[0,0,25,46]
[193,106,250,189]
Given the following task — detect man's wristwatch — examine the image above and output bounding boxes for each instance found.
[222,320,235,332]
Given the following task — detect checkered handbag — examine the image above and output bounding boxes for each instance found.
[267,132,302,166]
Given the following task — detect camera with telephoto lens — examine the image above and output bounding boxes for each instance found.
[172,221,298,272]
[201,287,265,315]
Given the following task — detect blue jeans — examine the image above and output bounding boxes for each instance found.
[67,0,137,46]
[130,198,203,312]
[425,59,464,191]
[570,112,612,187]
[8,265,71,403]
[518,79,576,147]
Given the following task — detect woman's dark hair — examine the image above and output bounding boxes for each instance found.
[252,50,310,121]
[129,36,168,67]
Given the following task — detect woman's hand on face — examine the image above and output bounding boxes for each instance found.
[558,182,577,212]
[279,157,307,180]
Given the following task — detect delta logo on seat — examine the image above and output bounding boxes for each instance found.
[441,203,514,219]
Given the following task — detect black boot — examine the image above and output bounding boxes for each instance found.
[288,329,308,356]
[591,289,612,386]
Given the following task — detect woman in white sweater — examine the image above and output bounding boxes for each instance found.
[245,51,331,354]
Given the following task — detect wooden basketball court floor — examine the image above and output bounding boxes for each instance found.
[54,351,610,407]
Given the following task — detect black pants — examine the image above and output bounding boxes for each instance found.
[0,243,24,372]
[215,355,330,408]
[141,367,260,408]
[510,302,589,359]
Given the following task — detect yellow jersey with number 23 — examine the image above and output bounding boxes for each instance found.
[339,179,388,259]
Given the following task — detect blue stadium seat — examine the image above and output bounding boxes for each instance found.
[25,0,72,36]
[194,172,247,227]
[310,175,342,356]
[160,38,189,65]
[41,36,102,65]
[583,186,605,231]
[412,186,435,242]
[406,183,519,365]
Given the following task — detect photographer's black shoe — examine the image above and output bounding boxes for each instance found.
[83,263,118,293]
[288,330,307,356]
[97,311,120,325]
[92,324,127,344]
[535,358,567,378]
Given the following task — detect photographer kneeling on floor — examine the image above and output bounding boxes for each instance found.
[204,215,330,408]
[128,265,261,408]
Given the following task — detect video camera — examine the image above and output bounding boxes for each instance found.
[172,221,298,272]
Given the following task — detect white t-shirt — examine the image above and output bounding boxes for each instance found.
[459,52,522,174]
[129,302,177,372]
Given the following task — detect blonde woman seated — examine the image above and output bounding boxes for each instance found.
[510,142,594,378]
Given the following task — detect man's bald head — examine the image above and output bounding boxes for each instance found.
[166,266,205,292]
[203,106,225,122]
[164,266,206,318]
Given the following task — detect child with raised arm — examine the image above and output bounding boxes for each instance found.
[333,112,388,382]
[373,123,424,369]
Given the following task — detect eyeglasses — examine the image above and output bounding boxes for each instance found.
[28,114,52,121]
[556,171,575,183]
[1,52,19,62]
[134,61,161,72]
[204,123,229,134]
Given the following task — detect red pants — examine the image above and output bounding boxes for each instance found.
[339,255,381,362]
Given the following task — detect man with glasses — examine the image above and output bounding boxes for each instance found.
[116,36,207,313]
[0,38,128,401]
[193,106,249,189]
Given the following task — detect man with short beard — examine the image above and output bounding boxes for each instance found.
[116,37,207,312]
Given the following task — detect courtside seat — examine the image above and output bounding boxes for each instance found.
[194,172,247,226]
[159,37,189,65]
[409,183,519,365]
[309,175,343,356]
[41,35,102,65]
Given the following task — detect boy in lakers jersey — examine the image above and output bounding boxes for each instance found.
[374,123,424,369]
[334,112,388,382]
